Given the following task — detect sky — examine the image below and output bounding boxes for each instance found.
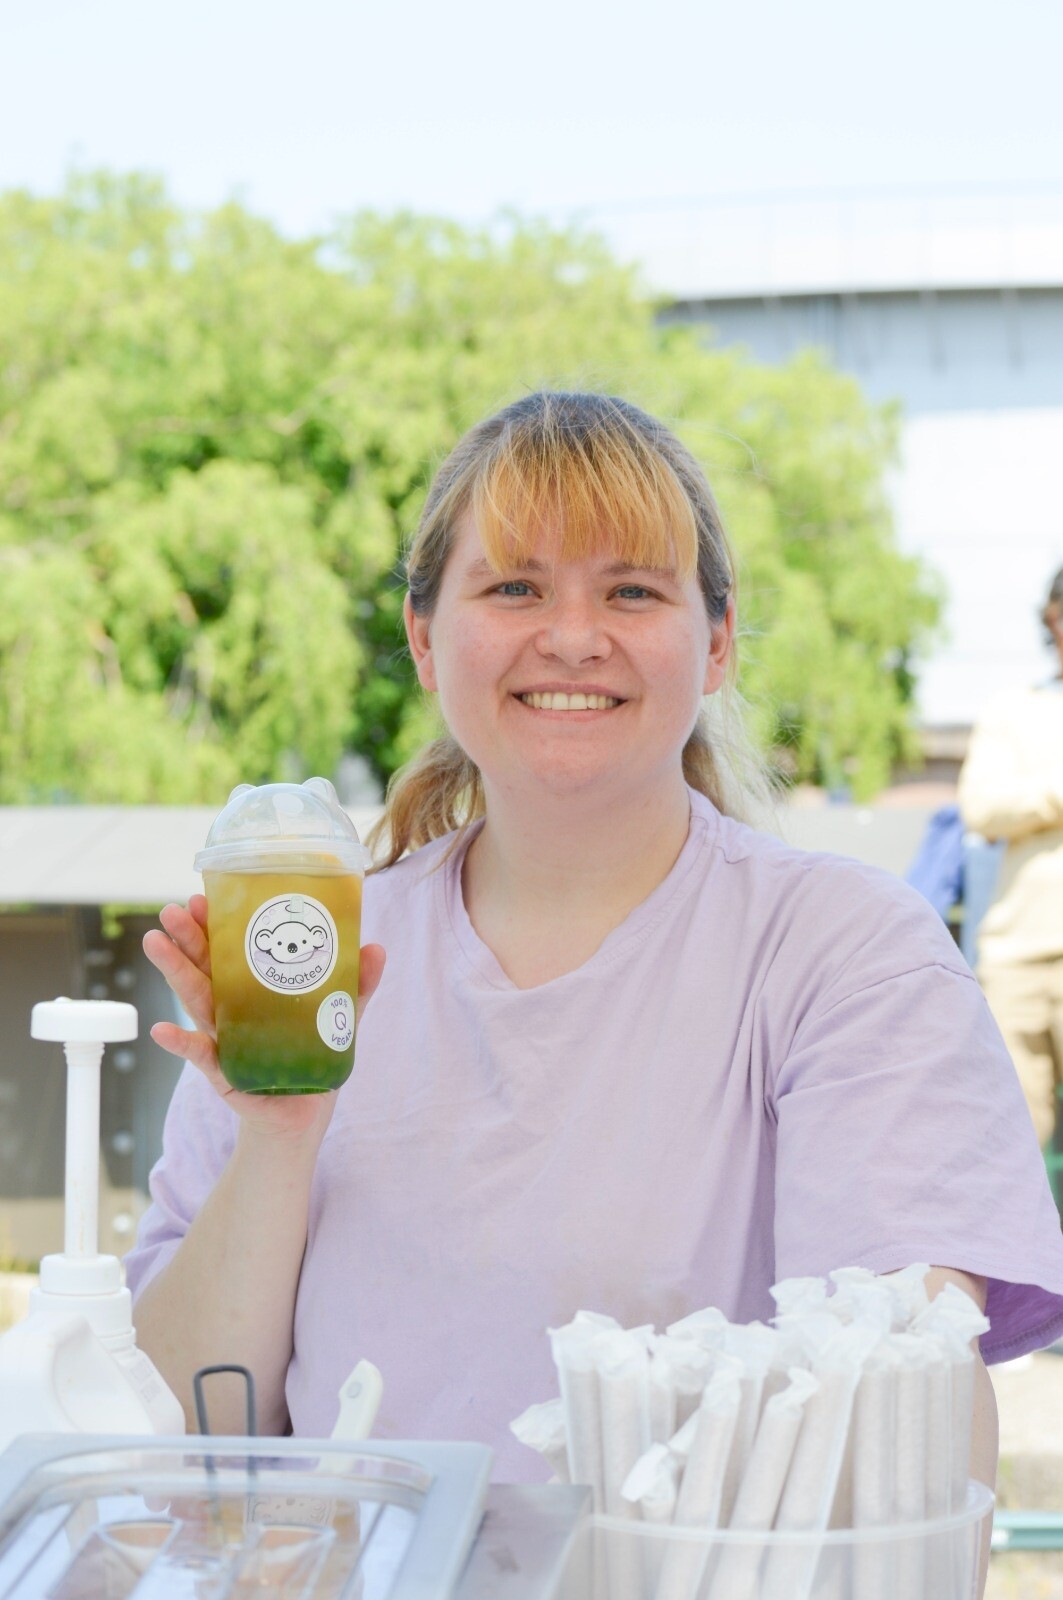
[2,0,1062,237]
[1,0,1060,718]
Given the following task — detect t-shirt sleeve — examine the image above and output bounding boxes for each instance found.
[124,1062,238,1302]
[958,689,1063,842]
[771,882,1063,1363]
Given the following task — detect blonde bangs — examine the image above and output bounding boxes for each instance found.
[467,421,699,581]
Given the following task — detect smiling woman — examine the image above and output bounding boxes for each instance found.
[130,393,1063,1578]
[375,390,763,867]
[398,512,733,869]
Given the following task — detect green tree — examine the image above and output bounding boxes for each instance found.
[0,174,939,803]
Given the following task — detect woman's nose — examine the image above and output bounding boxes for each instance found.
[534,598,611,663]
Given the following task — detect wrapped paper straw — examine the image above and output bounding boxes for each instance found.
[622,1443,680,1597]
[850,1343,897,1600]
[891,1335,929,1523]
[598,1330,653,1519]
[666,1306,728,1349]
[913,1282,989,1511]
[852,1345,897,1527]
[770,1277,830,1317]
[622,1442,681,1524]
[772,1309,851,1365]
[828,1265,878,1297]
[777,1322,880,1526]
[891,1333,933,1600]
[509,1397,571,1483]
[762,1321,878,1600]
[732,1368,820,1527]
[827,1269,895,1335]
[881,1262,932,1327]
[549,1316,647,1600]
[829,1413,854,1533]
[549,1321,607,1510]
[923,1345,951,1518]
[596,1332,653,1600]
[718,1324,777,1527]
[650,1334,714,1430]
[654,1367,741,1600]
[707,1368,819,1600]
[922,1342,954,1600]
[576,1310,625,1333]
[649,1358,677,1447]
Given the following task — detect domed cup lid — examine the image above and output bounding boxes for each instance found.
[194,778,372,875]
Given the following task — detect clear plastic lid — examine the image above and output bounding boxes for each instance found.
[0,1438,493,1600]
[193,778,373,876]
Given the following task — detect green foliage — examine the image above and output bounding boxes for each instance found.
[0,174,940,803]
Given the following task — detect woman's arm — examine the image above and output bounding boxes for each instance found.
[134,896,385,1435]
[133,1121,325,1435]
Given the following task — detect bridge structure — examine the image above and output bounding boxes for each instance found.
[582,184,1063,734]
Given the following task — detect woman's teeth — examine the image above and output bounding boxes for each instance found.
[519,692,621,711]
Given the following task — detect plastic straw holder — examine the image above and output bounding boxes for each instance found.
[554,1479,994,1600]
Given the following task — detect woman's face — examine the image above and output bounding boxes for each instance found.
[405,514,734,803]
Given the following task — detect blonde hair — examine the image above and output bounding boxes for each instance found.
[368,391,772,868]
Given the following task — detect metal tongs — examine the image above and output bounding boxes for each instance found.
[193,1363,258,1440]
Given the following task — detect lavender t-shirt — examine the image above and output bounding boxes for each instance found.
[126,789,1063,1479]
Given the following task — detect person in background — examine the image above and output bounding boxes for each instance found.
[958,568,1063,1160]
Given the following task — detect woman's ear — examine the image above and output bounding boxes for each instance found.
[703,598,736,697]
[404,593,437,692]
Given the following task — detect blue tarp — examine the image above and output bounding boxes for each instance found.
[905,804,1005,968]
[905,804,965,918]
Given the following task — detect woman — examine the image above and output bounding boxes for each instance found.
[959,566,1063,1159]
[129,392,1063,1498]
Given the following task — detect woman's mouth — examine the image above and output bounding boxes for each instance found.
[517,692,623,711]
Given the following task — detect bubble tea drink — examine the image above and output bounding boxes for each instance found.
[194,779,371,1094]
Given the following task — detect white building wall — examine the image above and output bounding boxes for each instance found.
[581,189,1063,728]
[662,287,1063,727]
[891,408,1063,723]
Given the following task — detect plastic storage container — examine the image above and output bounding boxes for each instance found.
[553,1479,995,1600]
[0,1437,491,1599]
[195,778,372,1094]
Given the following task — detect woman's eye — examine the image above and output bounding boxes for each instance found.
[495,580,534,597]
[613,585,654,601]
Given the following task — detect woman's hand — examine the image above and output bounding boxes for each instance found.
[143,894,386,1144]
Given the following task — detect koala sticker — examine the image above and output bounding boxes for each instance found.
[245,895,338,994]
[254,921,328,963]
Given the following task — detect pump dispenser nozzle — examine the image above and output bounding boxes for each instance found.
[0,998,185,1449]
[31,999,136,1316]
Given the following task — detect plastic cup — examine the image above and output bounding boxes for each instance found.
[194,779,371,1095]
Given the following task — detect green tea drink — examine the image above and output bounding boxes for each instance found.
[204,863,362,1094]
[194,779,371,1095]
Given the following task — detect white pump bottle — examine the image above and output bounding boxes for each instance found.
[0,998,185,1450]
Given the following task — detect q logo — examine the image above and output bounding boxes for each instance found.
[317,990,355,1053]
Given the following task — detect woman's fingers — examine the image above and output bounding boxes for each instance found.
[356,944,386,1030]
[148,922,383,1118]
[143,926,216,1038]
[143,900,219,1088]
[150,1020,220,1082]
[159,900,212,978]
[188,893,210,942]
